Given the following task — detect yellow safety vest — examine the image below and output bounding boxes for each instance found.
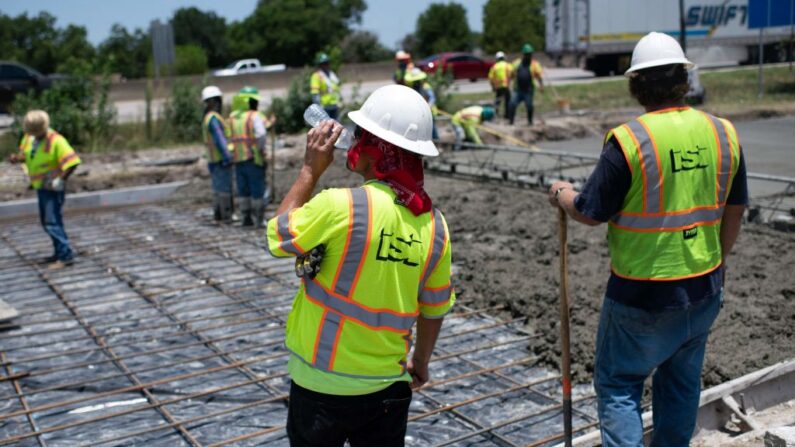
[202,111,228,163]
[489,60,513,89]
[228,110,265,166]
[452,106,482,127]
[606,107,741,280]
[20,130,81,189]
[266,181,455,386]
[310,70,341,107]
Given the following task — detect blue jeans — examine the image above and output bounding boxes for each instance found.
[37,189,74,261]
[508,89,534,124]
[594,292,722,447]
[208,162,233,194]
[234,160,265,199]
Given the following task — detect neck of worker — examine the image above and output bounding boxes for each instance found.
[644,100,686,113]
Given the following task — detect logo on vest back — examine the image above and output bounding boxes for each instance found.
[683,226,698,240]
[670,145,709,173]
[375,228,422,267]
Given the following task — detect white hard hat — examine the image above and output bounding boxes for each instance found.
[348,85,438,157]
[395,50,411,61]
[495,51,505,59]
[201,85,222,101]
[625,32,694,76]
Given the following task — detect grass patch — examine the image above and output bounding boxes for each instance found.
[445,65,795,116]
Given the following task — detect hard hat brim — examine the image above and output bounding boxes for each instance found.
[625,57,695,76]
[348,110,439,157]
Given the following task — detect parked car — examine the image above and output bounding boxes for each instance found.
[417,52,494,81]
[212,59,286,77]
[0,61,53,112]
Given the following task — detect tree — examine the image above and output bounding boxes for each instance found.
[98,24,150,79]
[340,31,391,63]
[482,0,544,55]
[170,7,227,68]
[174,45,208,75]
[414,3,472,57]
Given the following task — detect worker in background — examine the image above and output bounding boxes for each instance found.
[509,43,544,125]
[228,86,276,228]
[393,50,414,85]
[548,32,747,446]
[310,52,341,120]
[8,110,81,268]
[488,51,513,119]
[201,86,234,224]
[404,67,439,140]
[267,85,454,447]
[451,105,494,150]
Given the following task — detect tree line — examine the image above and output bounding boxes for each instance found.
[1,0,544,79]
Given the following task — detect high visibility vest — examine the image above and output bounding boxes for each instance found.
[607,107,741,280]
[452,106,482,127]
[394,62,415,85]
[489,60,512,89]
[512,59,543,89]
[228,110,265,166]
[202,111,228,163]
[310,70,341,107]
[20,130,81,190]
[267,182,455,379]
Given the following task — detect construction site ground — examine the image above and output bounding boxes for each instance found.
[1,111,793,444]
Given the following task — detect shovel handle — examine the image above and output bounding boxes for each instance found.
[558,207,573,446]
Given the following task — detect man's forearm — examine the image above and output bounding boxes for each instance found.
[413,316,443,364]
[720,205,745,263]
[276,167,319,215]
[557,189,600,226]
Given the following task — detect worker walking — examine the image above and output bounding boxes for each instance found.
[310,53,341,120]
[404,68,439,140]
[10,110,81,268]
[229,86,275,228]
[267,85,455,447]
[451,105,494,150]
[488,51,513,119]
[509,43,544,125]
[201,86,234,224]
[548,32,747,446]
[393,50,415,85]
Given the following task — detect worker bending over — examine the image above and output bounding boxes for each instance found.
[488,51,513,119]
[229,86,275,228]
[451,105,494,150]
[548,32,747,446]
[267,85,455,447]
[310,53,341,120]
[201,86,234,223]
[509,43,543,125]
[10,110,81,268]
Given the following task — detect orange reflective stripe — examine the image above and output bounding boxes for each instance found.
[610,207,723,231]
[634,118,663,213]
[327,317,345,371]
[611,261,721,281]
[331,189,355,291]
[332,188,370,297]
[275,210,306,255]
[419,209,447,296]
[647,106,690,115]
[610,130,635,177]
[617,203,721,217]
[43,131,58,153]
[623,123,648,213]
[700,112,733,205]
[58,153,78,168]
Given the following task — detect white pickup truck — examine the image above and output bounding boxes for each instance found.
[212,59,286,77]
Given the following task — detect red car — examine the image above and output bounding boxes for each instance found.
[417,52,494,81]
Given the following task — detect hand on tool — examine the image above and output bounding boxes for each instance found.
[548,181,574,207]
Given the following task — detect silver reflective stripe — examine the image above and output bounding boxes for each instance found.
[314,312,342,370]
[612,207,723,230]
[626,120,662,213]
[419,286,452,305]
[305,279,416,331]
[276,213,303,255]
[287,347,407,380]
[333,188,369,297]
[419,209,446,294]
[703,114,732,204]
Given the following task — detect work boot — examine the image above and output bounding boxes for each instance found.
[212,194,222,222]
[219,193,234,224]
[252,199,266,229]
[48,258,74,270]
[239,197,253,227]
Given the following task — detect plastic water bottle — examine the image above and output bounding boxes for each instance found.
[303,104,353,149]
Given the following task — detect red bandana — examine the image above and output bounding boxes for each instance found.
[347,128,432,215]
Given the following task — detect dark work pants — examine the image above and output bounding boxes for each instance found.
[509,89,535,125]
[494,87,511,118]
[287,380,412,447]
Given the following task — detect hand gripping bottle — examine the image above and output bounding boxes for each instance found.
[303,104,353,149]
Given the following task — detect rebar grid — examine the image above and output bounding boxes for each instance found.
[0,204,597,447]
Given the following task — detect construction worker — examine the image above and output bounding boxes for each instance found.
[509,43,544,125]
[267,85,454,446]
[8,110,81,268]
[201,85,234,223]
[451,105,494,150]
[548,32,747,446]
[404,67,439,139]
[488,51,513,118]
[310,52,341,120]
[228,86,275,228]
[393,50,415,85]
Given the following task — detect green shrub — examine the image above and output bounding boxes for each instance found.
[162,80,203,142]
[427,67,456,113]
[268,69,314,134]
[174,44,208,75]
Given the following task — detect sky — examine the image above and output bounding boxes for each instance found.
[0,0,488,49]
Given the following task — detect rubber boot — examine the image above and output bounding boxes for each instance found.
[219,193,234,224]
[212,194,222,222]
[252,199,266,229]
[240,197,253,227]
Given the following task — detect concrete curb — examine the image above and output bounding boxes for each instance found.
[0,181,190,220]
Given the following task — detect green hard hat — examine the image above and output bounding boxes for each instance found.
[238,86,261,101]
[481,106,495,121]
[522,43,534,54]
[316,52,330,65]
